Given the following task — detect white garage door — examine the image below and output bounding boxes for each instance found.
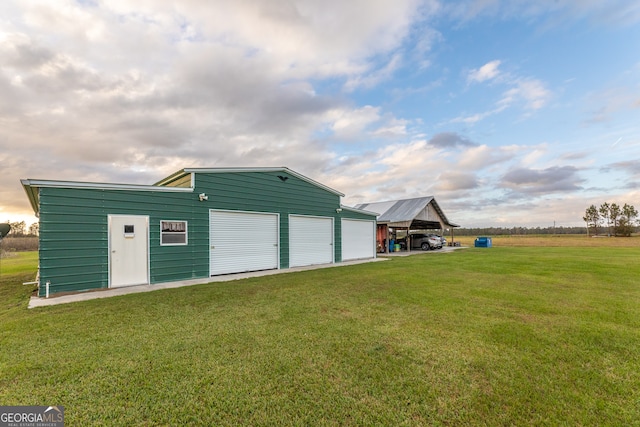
[289,215,333,267]
[341,219,376,261]
[210,210,279,275]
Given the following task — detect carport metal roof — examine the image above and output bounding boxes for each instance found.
[355,196,459,230]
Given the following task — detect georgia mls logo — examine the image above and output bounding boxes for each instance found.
[44,406,63,418]
[0,405,64,427]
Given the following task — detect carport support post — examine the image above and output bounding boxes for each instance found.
[385,225,390,253]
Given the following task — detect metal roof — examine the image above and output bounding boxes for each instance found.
[356,196,459,228]
[21,167,356,217]
[20,179,192,217]
[156,167,345,197]
[339,205,379,216]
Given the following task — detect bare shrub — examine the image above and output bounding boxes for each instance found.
[0,236,39,254]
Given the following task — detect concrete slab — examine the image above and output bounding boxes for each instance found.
[28,257,388,308]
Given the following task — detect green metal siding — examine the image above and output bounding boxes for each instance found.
[194,171,343,269]
[38,187,208,297]
[36,170,375,296]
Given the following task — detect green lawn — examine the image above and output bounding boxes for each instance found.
[1,248,639,426]
[0,251,38,275]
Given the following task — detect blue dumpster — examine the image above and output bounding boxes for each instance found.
[474,237,492,248]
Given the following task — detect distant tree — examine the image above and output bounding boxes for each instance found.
[615,204,638,237]
[599,202,611,236]
[623,203,638,222]
[609,203,621,235]
[583,205,599,236]
[454,226,587,236]
[7,221,26,236]
[28,222,39,236]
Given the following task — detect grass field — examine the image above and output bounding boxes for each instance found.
[0,251,38,275]
[1,244,639,425]
[452,234,640,248]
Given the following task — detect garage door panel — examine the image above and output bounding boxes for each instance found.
[289,215,333,267]
[342,219,375,261]
[210,210,279,275]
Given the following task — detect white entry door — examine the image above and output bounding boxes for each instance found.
[109,215,149,288]
[289,215,333,267]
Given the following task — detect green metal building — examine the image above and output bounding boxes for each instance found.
[22,167,377,297]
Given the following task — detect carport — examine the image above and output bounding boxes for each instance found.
[355,196,459,253]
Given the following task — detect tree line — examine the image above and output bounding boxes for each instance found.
[583,203,638,237]
[453,226,587,236]
[2,221,39,237]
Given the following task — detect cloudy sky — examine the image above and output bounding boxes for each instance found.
[1,0,639,228]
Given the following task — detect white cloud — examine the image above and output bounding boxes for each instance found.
[498,78,552,110]
[455,59,552,124]
[344,53,403,92]
[583,85,640,124]
[500,166,584,195]
[1,0,432,221]
[328,106,382,139]
[449,107,504,124]
[457,144,521,169]
[433,172,479,191]
[467,60,502,84]
[371,120,409,138]
[0,0,637,231]
[172,0,423,80]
